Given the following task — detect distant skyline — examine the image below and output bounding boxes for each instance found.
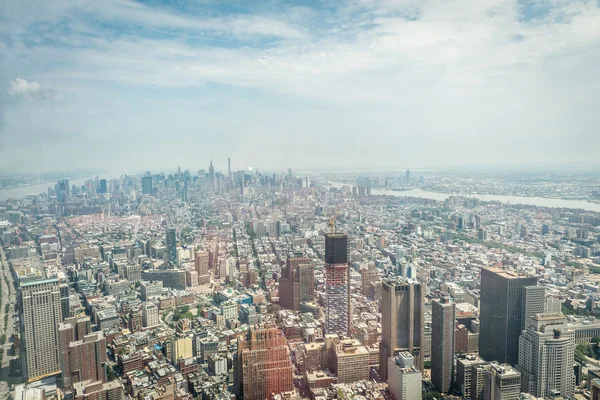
[1,0,599,173]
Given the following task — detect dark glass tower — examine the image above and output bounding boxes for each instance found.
[479,268,539,366]
[166,227,177,266]
[142,175,153,195]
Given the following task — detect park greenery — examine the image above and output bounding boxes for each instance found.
[575,337,600,365]
[172,305,193,322]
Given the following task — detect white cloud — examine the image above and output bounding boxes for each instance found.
[8,78,55,99]
[1,0,599,172]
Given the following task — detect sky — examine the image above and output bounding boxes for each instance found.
[0,0,599,175]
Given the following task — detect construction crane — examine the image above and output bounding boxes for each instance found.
[329,208,341,233]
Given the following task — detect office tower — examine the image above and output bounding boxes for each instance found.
[166,227,177,266]
[478,228,488,240]
[483,363,521,400]
[279,256,314,311]
[182,180,188,202]
[235,324,293,400]
[541,224,550,235]
[56,179,70,203]
[480,267,539,366]
[325,233,351,336]
[228,157,232,183]
[60,282,70,320]
[209,160,215,188]
[142,302,160,328]
[20,279,63,382]
[406,169,411,184]
[432,296,456,393]
[379,277,425,380]
[98,179,107,194]
[195,251,210,285]
[387,352,422,400]
[517,313,575,398]
[521,285,546,331]
[142,175,152,195]
[60,329,107,391]
[456,354,488,399]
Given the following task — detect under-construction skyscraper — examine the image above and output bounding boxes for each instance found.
[235,324,294,400]
[325,233,351,336]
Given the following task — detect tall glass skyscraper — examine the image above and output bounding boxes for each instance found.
[166,227,177,266]
[480,268,540,366]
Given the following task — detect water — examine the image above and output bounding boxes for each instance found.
[3,179,600,213]
[0,178,91,201]
[330,182,600,212]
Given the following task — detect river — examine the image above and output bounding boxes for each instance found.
[3,179,600,213]
[330,182,600,212]
[0,178,92,201]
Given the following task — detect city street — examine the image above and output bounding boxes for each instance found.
[0,247,17,399]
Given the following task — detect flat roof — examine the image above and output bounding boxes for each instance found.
[20,278,58,288]
[483,267,533,279]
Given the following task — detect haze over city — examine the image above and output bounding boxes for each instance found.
[1,0,600,174]
[3,2,600,400]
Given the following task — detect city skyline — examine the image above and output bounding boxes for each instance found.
[1,162,600,399]
[2,0,600,173]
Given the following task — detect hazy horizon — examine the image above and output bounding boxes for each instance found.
[1,0,599,174]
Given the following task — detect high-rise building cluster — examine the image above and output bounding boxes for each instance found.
[3,164,599,400]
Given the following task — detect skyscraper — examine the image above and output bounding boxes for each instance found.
[56,179,70,203]
[60,282,70,320]
[141,175,153,195]
[432,296,456,393]
[228,157,232,183]
[195,251,210,285]
[60,328,107,391]
[325,233,350,336]
[98,179,107,194]
[517,313,575,398]
[521,285,546,331]
[279,256,314,311]
[20,279,63,382]
[479,267,539,366]
[379,277,425,380]
[182,180,188,202]
[235,324,293,400]
[166,227,177,266]
[209,160,215,188]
